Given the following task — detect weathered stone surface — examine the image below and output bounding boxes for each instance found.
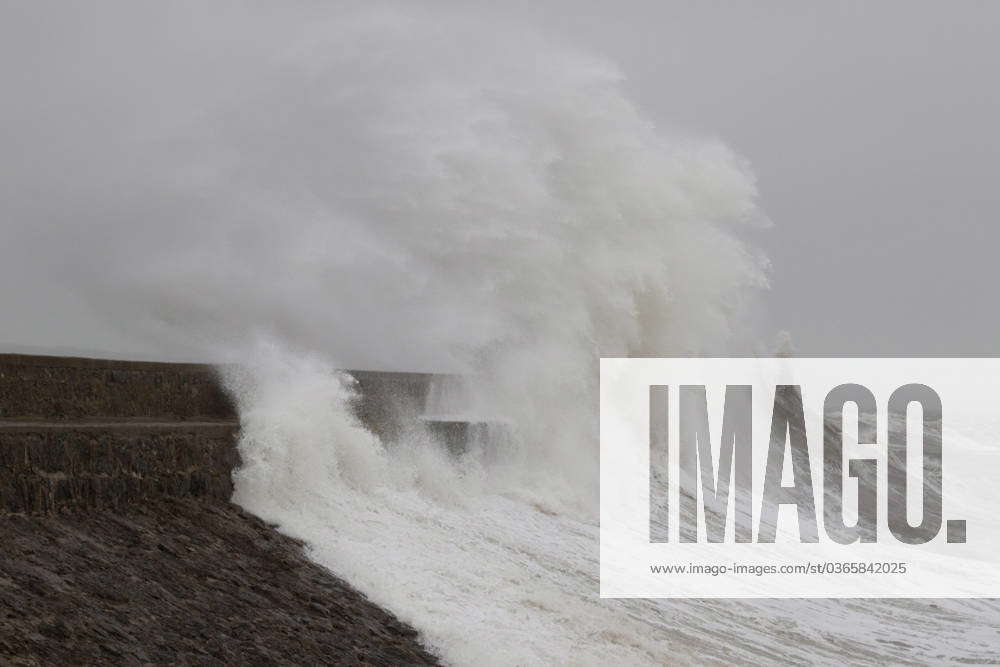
[348,370,434,443]
[0,354,441,664]
[0,354,236,421]
[0,423,238,513]
[0,498,439,665]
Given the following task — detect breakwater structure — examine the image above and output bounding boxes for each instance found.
[0,353,441,665]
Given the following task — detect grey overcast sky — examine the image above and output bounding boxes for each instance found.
[508,0,1000,356]
[1,1,998,359]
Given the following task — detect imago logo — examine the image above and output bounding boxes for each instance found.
[600,359,1000,598]
[647,383,964,545]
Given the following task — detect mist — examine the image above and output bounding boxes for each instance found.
[1,2,767,372]
[3,2,1000,361]
[3,4,999,664]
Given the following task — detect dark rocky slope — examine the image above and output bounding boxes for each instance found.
[0,498,438,665]
[0,354,440,665]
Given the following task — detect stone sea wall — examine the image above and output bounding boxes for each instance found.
[0,353,441,664]
[0,354,239,513]
[0,354,236,422]
[0,354,445,514]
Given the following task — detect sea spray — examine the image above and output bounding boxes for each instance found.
[59,7,769,513]
[224,341,486,513]
[19,4,996,664]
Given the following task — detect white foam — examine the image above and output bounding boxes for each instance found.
[38,5,997,663]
